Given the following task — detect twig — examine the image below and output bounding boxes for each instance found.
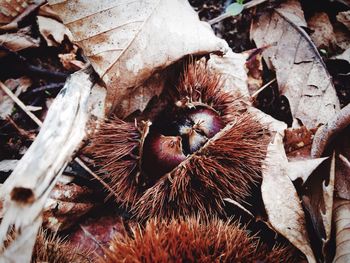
[30,83,65,93]
[208,0,269,25]
[251,78,276,98]
[311,103,350,158]
[0,81,42,127]
[6,116,36,140]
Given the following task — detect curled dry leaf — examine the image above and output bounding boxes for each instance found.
[68,216,127,257]
[284,126,317,160]
[37,15,73,46]
[0,0,45,30]
[251,0,340,128]
[0,26,39,55]
[311,103,350,158]
[337,10,350,31]
[244,48,265,96]
[262,133,316,262]
[43,182,102,231]
[207,50,250,98]
[333,198,350,263]
[307,12,337,51]
[47,0,229,117]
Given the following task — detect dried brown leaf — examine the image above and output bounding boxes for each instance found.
[337,10,350,31]
[284,126,317,160]
[37,15,73,46]
[262,133,316,262]
[0,27,39,55]
[308,12,337,51]
[333,198,350,263]
[47,0,229,117]
[251,0,340,128]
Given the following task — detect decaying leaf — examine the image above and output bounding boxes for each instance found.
[333,198,350,263]
[47,0,229,117]
[0,0,45,30]
[37,15,73,46]
[207,50,250,98]
[0,26,39,55]
[311,103,350,158]
[244,48,265,96]
[43,182,102,231]
[307,12,337,51]
[68,216,127,257]
[284,126,317,160]
[251,0,340,128]
[262,133,316,262]
[337,10,350,31]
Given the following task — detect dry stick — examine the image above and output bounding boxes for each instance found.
[311,103,350,158]
[251,78,276,98]
[208,0,269,25]
[0,81,42,126]
[0,81,115,196]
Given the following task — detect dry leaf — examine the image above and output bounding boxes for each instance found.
[262,133,316,262]
[337,10,350,31]
[0,160,18,173]
[308,12,337,51]
[68,216,127,257]
[333,48,350,63]
[43,182,101,231]
[37,15,73,46]
[58,46,86,71]
[251,0,340,129]
[47,0,229,117]
[284,126,317,160]
[333,198,350,263]
[0,0,33,25]
[0,26,39,55]
[244,48,264,96]
[207,50,250,98]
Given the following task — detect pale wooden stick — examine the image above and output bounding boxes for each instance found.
[251,78,276,98]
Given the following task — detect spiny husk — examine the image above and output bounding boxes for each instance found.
[85,117,142,207]
[31,229,91,263]
[99,217,293,263]
[87,62,269,219]
[134,113,268,219]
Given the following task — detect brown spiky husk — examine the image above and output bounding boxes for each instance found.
[87,62,269,218]
[85,117,142,207]
[134,113,269,219]
[31,229,91,263]
[99,217,293,263]
[174,61,245,122]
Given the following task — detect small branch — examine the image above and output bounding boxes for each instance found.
[30,83,65,94]
[251,78,276,98]
[208,0,269,25]
[6,117,36,140]
[0,81,42,127]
